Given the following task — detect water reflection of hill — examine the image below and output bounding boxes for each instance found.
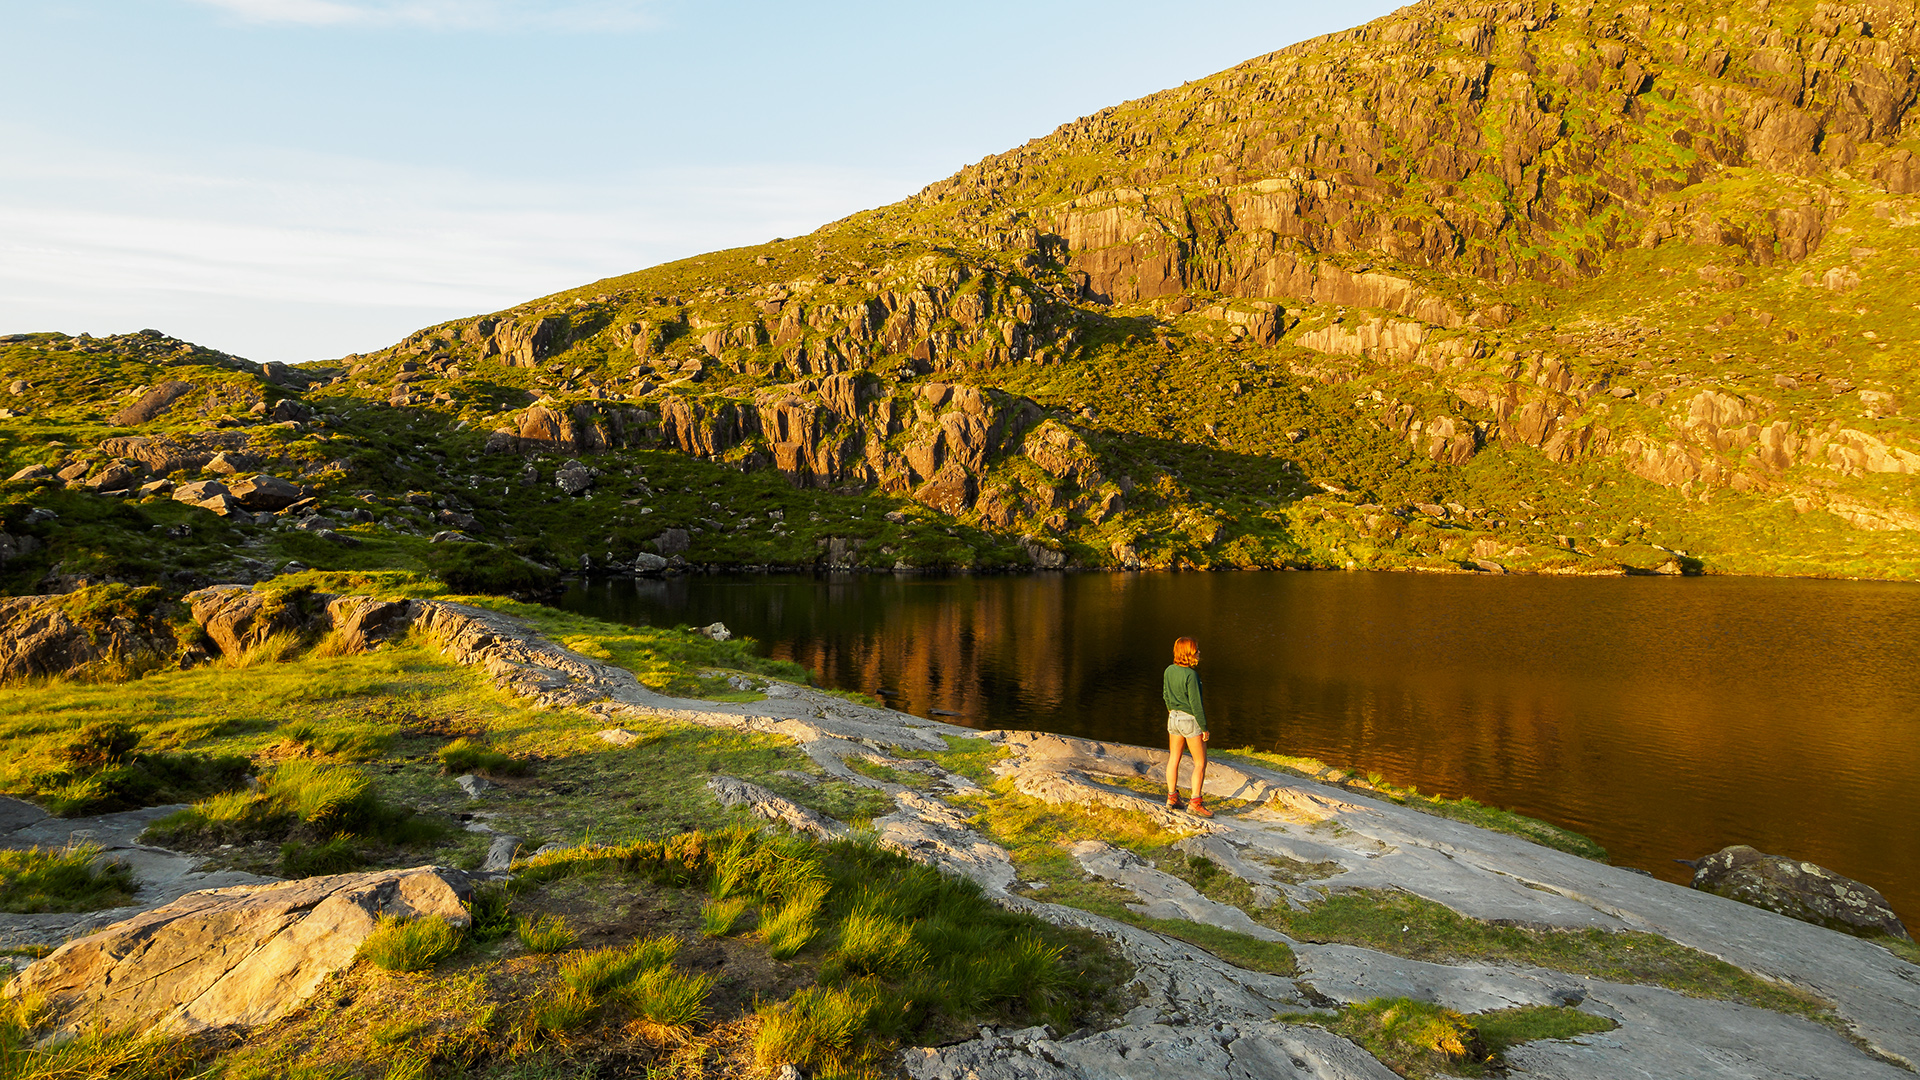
[560,572,1920,925]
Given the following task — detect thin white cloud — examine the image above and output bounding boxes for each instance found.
[0,135,919,362]
[185,0,658,31]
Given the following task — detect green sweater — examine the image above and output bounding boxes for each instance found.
[1161,664,1206,730]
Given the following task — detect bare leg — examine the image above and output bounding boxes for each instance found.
[1166,731,1185,797]
[1187,735,1208,801]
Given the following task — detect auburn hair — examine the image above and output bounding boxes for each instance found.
[1173,637,1200,666]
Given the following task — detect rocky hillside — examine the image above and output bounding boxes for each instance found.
[4,0,1920,589]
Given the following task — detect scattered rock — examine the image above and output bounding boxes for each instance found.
[455,774,491,798]
[651,527,690,555]
[483,835,521,872]
[225,474,304,511]
[597,728,641,746]
[1689,845,1910,941]
[6,867,471,1037]
[697,621,732,642]
[6,465,51,483]
[554,459,597,496]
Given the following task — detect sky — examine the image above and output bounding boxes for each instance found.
[0,0,1402,363]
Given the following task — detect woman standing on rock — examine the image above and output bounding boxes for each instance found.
[1163,636,1211,817]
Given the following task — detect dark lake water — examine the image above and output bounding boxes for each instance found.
[558,571,1920,924]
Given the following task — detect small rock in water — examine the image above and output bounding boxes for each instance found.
[1689,844,1910,941]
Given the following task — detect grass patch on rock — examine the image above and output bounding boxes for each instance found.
[1281,997,1616,1078]
[0,845,136,913]
[1275,889,1835,1024]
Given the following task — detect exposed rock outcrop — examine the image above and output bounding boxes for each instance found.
[110,381,194,426]
[185,584,320,657]
[5,867,471,1037]
[0,592,177,684]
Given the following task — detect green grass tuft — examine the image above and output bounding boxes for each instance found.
[358,915,463,973]
[437,737,529,777]
[618,965,717,1041]
[0,845,136,914]
[700,895,750,938]
[753,984,877,1077]
[515,914,577,954]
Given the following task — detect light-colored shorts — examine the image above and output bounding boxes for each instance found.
[1167,710,1204,738]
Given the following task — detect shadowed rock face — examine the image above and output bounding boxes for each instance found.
[0,594,177,683]
[1691,844,1911,942]
[5,867,471,1037]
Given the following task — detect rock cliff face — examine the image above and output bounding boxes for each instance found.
[332,0,1917,568]
[8,0,1920,579]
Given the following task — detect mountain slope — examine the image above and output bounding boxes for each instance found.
[5,0,1920,590]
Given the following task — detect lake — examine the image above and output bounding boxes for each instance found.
[559,570,1920,924]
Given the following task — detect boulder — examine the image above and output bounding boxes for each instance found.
[554,459,596,496]
[4,867,471,1037]
[1690,845,1910,941]
[226,474,304,511]
[915,463,977,515]
[630,551,669,573]
[84,461,140,493]
[0,533,40,566]
[7,464,51,482]
[110,381,193,426]
[324,595,410,653]
[651,527,691,555]
[173,479,230,507]
[267,398,311,423]
[185,584,315,657]
[1025,539,1068,569]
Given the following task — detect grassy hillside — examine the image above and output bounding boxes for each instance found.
[4,0,1919,591]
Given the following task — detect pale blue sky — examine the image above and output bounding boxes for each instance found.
[1,1,1401,362]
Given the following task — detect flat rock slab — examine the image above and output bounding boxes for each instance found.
[1071,839,1289,942]
[1508,981,1916,1080]
[904,1020,1401,1080]
[0,803,277,950]
[7,866,471,1036]
[0,796,48,835]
